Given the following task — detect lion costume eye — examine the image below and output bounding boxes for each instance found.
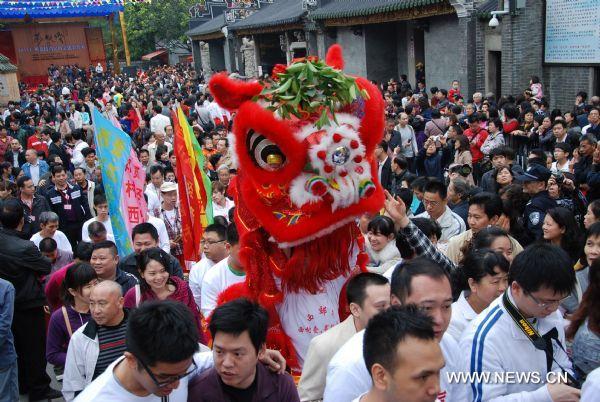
[247,129,286,171]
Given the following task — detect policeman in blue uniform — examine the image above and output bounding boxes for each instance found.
[515,163,557,246]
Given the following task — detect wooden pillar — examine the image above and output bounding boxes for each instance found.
[109,13,121,74]
[119,11,131,66]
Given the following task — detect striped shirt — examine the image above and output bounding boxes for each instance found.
[93,315,128,379]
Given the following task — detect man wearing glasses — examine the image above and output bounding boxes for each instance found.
[189,223,230,311]
[456,243,580,401]
[73,299,286,401]
[415,179,466,243]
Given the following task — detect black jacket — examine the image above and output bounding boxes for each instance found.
[48,142,70,168]
[45,183,91,229]
[20,195,52,238]
[118,251,184,280]
[4,149,25,167]
[0,228,51,310]
[379,157,392,192]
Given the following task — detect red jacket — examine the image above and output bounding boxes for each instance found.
[27,135,49,157]
[463,127,488,163]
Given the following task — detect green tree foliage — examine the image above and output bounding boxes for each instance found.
[123,0,197,60]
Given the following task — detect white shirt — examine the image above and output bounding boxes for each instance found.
[212,198,235,222]
[189,257,221,310]
[74,352,214,402]
[146,214,170,253]
[324,330,458,402]
[447,291,478,343]
[550,160,571,174]
[29,163,40,186]
[31,230,73,254]
[81,216,115,242]
[144,184,162,216]
[582,366,600,401]
[416,206,466,242]
[455,290,572,402]
[150,113,171,135]
[200,258,246,318]
[72,140,89,169]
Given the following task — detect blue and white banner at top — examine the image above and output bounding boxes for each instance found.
[92,108,147,258]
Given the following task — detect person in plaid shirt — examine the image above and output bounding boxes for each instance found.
[159,182,183,265]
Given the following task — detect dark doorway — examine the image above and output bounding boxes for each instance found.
[487,51,502,98]
[413,28,425,84]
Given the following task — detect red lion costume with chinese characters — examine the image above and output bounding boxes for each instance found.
[208,45,384,374]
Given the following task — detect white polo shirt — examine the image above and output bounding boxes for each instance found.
[416,206,466,242]
[447,291,478,343]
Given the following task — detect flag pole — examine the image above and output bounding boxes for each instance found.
[109,13,121,74]
[119,11,131,66]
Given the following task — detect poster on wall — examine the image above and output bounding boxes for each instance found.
[544,0,600,64]
[11,23,91,77]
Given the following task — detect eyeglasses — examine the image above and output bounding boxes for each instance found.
[200,239,225,247]
[422,199,441,207]
[135,354,197,388]
[525,291,568,308]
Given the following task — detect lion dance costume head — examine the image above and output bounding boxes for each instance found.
[209,45,384,372]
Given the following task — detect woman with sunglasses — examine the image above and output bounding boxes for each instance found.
[123,247,204,342]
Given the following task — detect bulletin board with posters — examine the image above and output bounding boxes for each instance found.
[544,0,600,65]
[10,22,102,77]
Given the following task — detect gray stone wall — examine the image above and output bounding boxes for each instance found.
[199,42,211,80]
[336,26,367,77]
[423,15,463,94]
[241,37,258,78]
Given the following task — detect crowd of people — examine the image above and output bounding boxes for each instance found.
[0,60,599,402]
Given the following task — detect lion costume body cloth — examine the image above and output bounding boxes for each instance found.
[208,45,385,375]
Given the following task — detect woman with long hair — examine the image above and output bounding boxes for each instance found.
[46,263,97,370]
[567,258,600,380]
[542,207,583,264]
[448,248,509,342]
[365,215,401,275]
[454,134,474,184]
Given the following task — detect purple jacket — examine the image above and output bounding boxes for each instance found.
[187,363,299,402]
[46,304,91,366]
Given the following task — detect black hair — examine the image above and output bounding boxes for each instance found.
[438,88,447,97]
[0,198,23,229]
[81,147,96,158]
[467,113,481,123]
[136,248,172,291]
[392,156,408,170]
[378,140,389,153]
[131,222,159,242]
[91,240,118,257]
[396,187,413,211]
[431,109,441,119]
[88,221,107,239]
[410,176,428,192]
[552,120,567,129]
[545,207,583,263]
[412,217,442,242]
[213,215,228,228]
[488,118,503,130]
[423,179,447,200]
[363,305,435,375]
[367,215,395,237]
[472,226,510,251]
[139,148,149,156]
[39,237,58,253]
[589,200,600,222]
[74,241,94,262]
[553,142,571,156]
[16,175,31,188]
[508,243,575,295]
[226,222,239,246]
[127,300,200,366]
[346,272,389,307]
[93,193,107,206]
[51,165,66,176]
[390,257,450,303]
[205,223,227,241]
[209,298,268,354]
[468,192,503,220]
[149,165,165,177]
[457,248,509,291]
[455,135,470,152]
[61,262,97,306]
[71,129,83,141]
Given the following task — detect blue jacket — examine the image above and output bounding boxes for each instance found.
[0,279,16,368]
[22,160,50,181]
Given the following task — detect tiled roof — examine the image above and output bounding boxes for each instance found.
[0,54,17,73]
[186,14,226,37]
[228,0,305,31]
[311,0,445,20]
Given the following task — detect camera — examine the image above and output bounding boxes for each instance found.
[552,173,564,185]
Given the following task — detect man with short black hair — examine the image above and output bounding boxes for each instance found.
[88,221,109,243]
[0,199,60,401]
[39,237,73,272]
[375,140,392,191]
[456,243,580,401]
[90,241,137,294]
[447,177,471,226]
[18,175,51,237]
[416,179,465,242]
[117,222,183,280]
[145,165,164,216]
[299,273,390,402]
[81,193,113,242]
[189,223,229,309]
[46,165,91,247]
[81,147,98,181]
[324,257,459,402]
[358,305,445,402]
[446,192,523,264]
[551,119,579,151]
[188,298,299,401]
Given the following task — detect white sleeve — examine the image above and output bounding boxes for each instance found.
[188,262,203,310]
[582,368,600,402]
[155,220,170,253]
[200,270,219,318]
[62,334,87,401]
[81,221,90,243]
[323,358,371,402]
[457,336,552,402]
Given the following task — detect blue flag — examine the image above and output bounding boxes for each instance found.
[93,109,135,257]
